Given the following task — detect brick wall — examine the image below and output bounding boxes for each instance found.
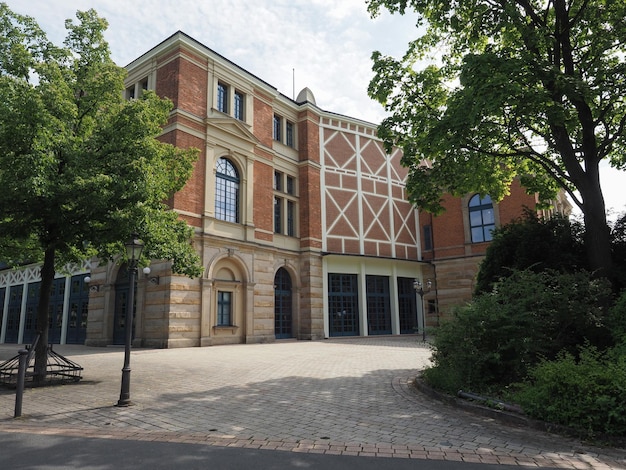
[155,55,180,106]
[421,179,542,315]
[297,109,322,249]
[253,158,274,241]
[253,93,274,148]
[170,131,206,228]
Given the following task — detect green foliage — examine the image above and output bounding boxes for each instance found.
[610,213,626,290]
[0,5,201,276]
[513,345,626,440]
[367,0,625,276]
[476,211,626,295]
[0,4,201,374]
[422,270,613,394]
[606,290,626,352]
[475,211,587,294]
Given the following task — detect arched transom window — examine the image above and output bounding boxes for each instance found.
[215,157,239,223]
[469,194,495,243]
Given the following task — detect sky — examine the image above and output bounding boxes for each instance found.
[7,0,625,217]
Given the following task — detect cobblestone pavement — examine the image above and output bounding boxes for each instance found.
[1,337,625,468]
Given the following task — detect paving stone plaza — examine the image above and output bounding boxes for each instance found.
[1,338,624,468]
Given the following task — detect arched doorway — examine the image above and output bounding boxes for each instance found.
[113,264,135,345]
[274,268,293,339]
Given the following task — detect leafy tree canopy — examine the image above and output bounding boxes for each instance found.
[367,0,626,277]
[0,4,201,276]
[0,4,201,377]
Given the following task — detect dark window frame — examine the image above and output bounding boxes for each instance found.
[273,115,282,141]
[469,194,495,243]
[215,157,240,223]
[234,90,244,120]
[274,196,282,233]
[217,82,228,113]
[423,224,433,251]
[286,121,294,147]
[217,290,233,326]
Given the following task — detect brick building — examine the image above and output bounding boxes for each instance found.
[0,31,568,347]
[418,183,571,321]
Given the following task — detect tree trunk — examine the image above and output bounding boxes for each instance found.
[580,175,613,281]
[33,247,56,383]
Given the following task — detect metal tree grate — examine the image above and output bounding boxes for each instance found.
[0,337,83,388]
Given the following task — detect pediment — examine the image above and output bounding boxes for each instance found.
[205,115,259,145]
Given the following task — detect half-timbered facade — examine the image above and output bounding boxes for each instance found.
[0,32,563,346]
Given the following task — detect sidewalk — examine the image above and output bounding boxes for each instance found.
[1,338,625,468]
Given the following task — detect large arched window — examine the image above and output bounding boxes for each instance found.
[469,194,495,242]
[215,157,239,223]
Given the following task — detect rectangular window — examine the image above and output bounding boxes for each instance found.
[140,77,148,92]
[274,171,282,191]
[234,90,244,120]
[273,115,282,141]
[286,121,294,147]
[423,225,433,251]
[274,197,283,233]
[274,171,297,237]
[217,82,228,113]
[287,200,295,237]
[217,291,232,326]
[125,85,135,100]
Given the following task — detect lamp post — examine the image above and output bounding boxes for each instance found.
[116,233,144,407]
[413,279,432,341]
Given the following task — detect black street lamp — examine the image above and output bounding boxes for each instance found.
[116,233,144,407]
[413,279,432,341]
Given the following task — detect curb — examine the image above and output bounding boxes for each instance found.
[411,376,626,450]
[411,376,532,428]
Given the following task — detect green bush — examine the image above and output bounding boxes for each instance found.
[513,344,626,439]
[606,289,626,357]
[475,211,626,295]
[475,211,586,295]
[610,213,626,291]
[422,269,613,394]
[607,289,626,340]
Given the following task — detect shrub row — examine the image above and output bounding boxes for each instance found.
[423,270,626,438]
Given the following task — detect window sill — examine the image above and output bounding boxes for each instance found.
[213,325,239,334]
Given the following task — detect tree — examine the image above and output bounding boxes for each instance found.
[0,4,202,381]
[475,210,587,294]
[367,0,626,280]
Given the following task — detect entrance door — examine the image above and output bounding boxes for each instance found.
[23,282,40,343]
[5,286,22,343]
[274,268,293,339]
[398,277,418,334]
[328,274,359,337]
[66,275,89,344]
[366,275,391,335]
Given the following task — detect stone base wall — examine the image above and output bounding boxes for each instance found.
[431,255,485,319]
[85,234,325,348]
